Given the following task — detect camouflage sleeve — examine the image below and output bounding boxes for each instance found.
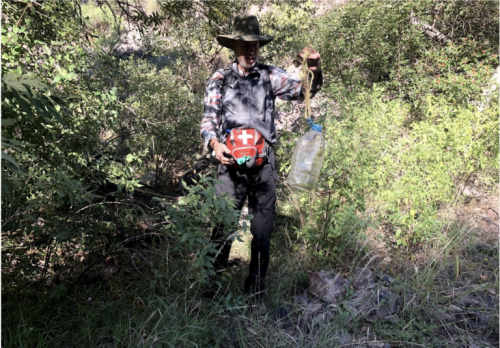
[268,65,302,101]
[200,69,224,149]
[269,65,323,101]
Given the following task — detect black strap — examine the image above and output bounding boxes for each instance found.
[219,64,277,143]
[258,63,277,120]
[221,63,275,106]
[219,67,235,143]
[221,66,237,100]
[258,64,273,96]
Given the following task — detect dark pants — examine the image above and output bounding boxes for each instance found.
[210,150,278,280]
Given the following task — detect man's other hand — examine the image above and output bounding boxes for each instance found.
[211,139,235,165]
[296,47,322,76]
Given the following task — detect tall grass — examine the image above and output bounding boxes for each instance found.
[4,218,497,348]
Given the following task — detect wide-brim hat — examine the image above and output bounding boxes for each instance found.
[217,15,274,49]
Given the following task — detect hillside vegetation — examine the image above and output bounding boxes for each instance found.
[2,1,498,347]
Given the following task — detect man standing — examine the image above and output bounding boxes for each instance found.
[200,15,322,298]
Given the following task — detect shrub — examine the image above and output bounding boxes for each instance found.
[155,175,249,286]
[309,1,499,107]
[108,57,203,188]
[317,85,498,247]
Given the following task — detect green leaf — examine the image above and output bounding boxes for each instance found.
[180,233,190,243]
[31,98,49,120]
[12,89,33,121]
[5,80,27,93]
[395,228,402,238]
[2,137,28,151]
[1,151,20,169]
[2,72,19,82]
[20,77,48,90]
[46,105,64,125]
[1,119,16,126]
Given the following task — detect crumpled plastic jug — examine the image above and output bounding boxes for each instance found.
[286,128,325,191]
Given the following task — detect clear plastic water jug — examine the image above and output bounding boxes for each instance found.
[286,129,325,191]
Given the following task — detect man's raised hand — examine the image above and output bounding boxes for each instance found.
[296,47,322,76]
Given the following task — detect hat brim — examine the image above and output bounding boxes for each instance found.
[216,34,274,49]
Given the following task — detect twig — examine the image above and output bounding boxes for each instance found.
[428,224,475,267]
[488,207,498,217]
[117,100,153,128]
[33,9,50,19]
[482,217,499,229]
[125,249,149,281]
[117,233,166,247]
[1,209,25,228]
[40,239,56,284]
[124,247,191,287]
[358,254,380,279]
[101,0,119,29]
[68,249,124,294]
[410,11,449,44]
[134,250,156,273]
[16,1,31,26]
[284,182,304,228]
[402,294,417,312]
[173,27,193,87]
[283,224,294,250]
[208,46,225,65]
[340,341,429,347]
[72,0,98,42]
[126,248,167,259]
[74,201,146,216]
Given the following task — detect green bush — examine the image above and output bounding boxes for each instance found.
[309,1,498,107]
[275,0,500,250]
[1,1,145,288]
[109,57,203,188]
[258,1,315,68]
[155,175,249,286]
[1,1,124,217]
[81,0,117,32]
[316,84,498,247]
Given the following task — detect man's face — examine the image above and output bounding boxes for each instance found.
[233,40,259,70]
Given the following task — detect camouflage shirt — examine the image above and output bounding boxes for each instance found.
[200,63,318,148]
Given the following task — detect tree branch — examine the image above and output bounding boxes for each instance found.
[410,11,449,44]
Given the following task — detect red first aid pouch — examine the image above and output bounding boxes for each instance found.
[225,128,267,169]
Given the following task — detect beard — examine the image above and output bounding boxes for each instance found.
[236,55,257,70]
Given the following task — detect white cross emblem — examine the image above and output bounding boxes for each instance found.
[237,130,253,145]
